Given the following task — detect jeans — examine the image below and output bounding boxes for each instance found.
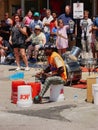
[45,32,50,43]
[39,76,65,97]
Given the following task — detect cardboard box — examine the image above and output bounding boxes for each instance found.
[87,77,96,103]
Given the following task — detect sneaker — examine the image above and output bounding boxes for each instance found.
[25,67,30,71]
[33,95,42,104]
[0,56,5,63]
[16,67,21,71]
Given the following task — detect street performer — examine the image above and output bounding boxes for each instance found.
[33,43,67,103]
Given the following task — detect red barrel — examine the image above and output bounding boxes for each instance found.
[11,80,25,104]
[27,82,41,99]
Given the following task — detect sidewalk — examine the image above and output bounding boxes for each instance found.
[0,64,98,130]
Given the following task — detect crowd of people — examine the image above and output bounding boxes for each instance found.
[1,4,98,103]
[0,5,98,69]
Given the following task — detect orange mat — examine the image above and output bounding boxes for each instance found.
[72,84,87,89]
[81,67,98,72]
[72,79,87,89]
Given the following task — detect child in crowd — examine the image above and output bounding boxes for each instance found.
[56,19,69,56]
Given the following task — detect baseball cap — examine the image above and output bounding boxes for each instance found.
[34,12,40,17]
[35,25,41,30]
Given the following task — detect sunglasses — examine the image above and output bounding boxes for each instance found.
[35,28,40,30]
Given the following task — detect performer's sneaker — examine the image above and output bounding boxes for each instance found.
[33,95,42,104]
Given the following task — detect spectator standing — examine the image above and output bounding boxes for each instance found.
[9,14,30,71]
[56,19,69,55]
[42,9,53,42]
[26,25,46,62]
[92,15,98,62]
[29,12,43,32]
[16,8,23,22]
[50,11,58,43]
[80,10,93,59]
[4,12,13,27]
[58,5,75,50]
[58,5,73,33]
[23,10,33,27]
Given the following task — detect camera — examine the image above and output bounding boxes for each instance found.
[69,20,75,33]
[82,19,88,28]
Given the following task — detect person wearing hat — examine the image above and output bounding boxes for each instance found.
[33,43,67,103]
[29,12,43,32]
[26,25,46,62]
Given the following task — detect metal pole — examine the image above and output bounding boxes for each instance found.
[75,0,82,48]
[70,0,72,6]
[38,0,40,12]
[21,0,25,17]
[47,0,49,9]
[93,0,96,16]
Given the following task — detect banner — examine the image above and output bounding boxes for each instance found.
[73,2,84,19]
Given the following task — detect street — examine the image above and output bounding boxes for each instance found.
[0,64,98,130]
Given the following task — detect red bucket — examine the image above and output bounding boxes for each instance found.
[11,80,25,104]
[27,82,41,99]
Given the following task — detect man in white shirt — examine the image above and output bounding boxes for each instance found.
[42,9,53,42]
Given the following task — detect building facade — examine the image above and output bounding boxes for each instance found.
[0,0,98,20]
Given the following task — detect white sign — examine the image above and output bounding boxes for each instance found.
[73,2,84,19]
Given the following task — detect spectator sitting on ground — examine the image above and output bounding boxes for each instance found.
[0,20,11,42]
[26,25,46,62]
[33,43,67,103]
[0,36,13,64]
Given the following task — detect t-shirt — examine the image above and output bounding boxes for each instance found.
[2,40,13,55]
[48,51,67,80]
[29,32,46,45]
[0,25,10,41]
[58,13,73,34]
[11,22,26,45]
[42,15,53,33]
[80,18,93,37]
[29,20,43,31]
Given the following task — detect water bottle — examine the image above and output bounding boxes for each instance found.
[74,94,78,102]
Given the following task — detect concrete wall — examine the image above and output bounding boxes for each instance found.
[0,0,20,20]
[0,1,5,20]
[0,0,98,21]
[8,0,20,16]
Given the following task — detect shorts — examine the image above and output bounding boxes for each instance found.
[12,43,26,49]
